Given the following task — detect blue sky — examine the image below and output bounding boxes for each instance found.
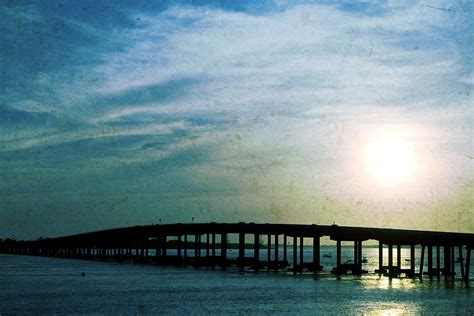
[0,0,472,238]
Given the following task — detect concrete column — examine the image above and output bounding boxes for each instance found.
[378,242,383,273]
[221,233,227,270]
[184,234,187,259]
[177,235,182,260]
[313,236,320,272]
[396,245,400,270]
[283,235,287,263]
[267,235,271,263]
[206,233,210,257]
[156,237,161,257]
[388,244,393,272]
[336,240,341,269]
[293,236,297,274]
[459,246,465,280]
[428,245,433,277]
[444,245,450,277]
[410,245,415,275]
[212,234,216,257]
[436,246,441,277]
[451,246,455,276]
[419,245,425,278]
[254,233,260,269]
[354,241,358,267]
[299,237,304,267]
[194,235,199,257]
[239,232,245,269]
[465,247,471,282]
[162,236,167,257]
[274,235,279,269]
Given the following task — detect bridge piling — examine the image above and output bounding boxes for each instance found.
[299,237,304,272]
[293,236,297,274]
[254,233,260,271]
[221,233,227,270]
[184,234,188,260]
[274,235,279,271]
[410,244,415,277]
[458,246,465,280]
[238,232,245,270]
[436,246,441,278]
[388,244,393,276]
[465,247,471,283]
[444,245,451,278]
[419,245,425,279]
[378,242,383,274]
[396,245,401,273]
[428,245,433,278]
[267,235,271,265]
[313,237,320,272]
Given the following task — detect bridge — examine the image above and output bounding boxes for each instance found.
[1,223,473,282]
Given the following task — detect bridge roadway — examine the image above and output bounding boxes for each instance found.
[1,223,473,282]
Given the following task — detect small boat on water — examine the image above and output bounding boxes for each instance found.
[323,254,332,258]
[361,257,368,264]
[405,258,411,262]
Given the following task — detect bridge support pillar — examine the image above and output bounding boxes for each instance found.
[267,235,271,265]
[177,235,182,263]
[459,246,465,280]
[299,237,304,271]
[378,242,383,274]
[156,237,161,258]
[293,236,297,275]
[428,245,434,278]
[221,233,227,270]
[436,246,441,278]
[274,235,279,271]
[419,245,425,279]
[254,233,260,271]
[184,234,188,260]
[353,241,358,270]
[336,240,341,273]
[451,246,456,278]
[465,247,471,283]
[410,245,415,277]
[238,232,245,270]
[194,235,199,258]
[212,234,216,257]
[396,245,401,272]
[283,235,287,264]
[388,244,393,276]
[206,233,210,257]
[162,236,167,257]
[313,236,320,272]
[443,245,451,277]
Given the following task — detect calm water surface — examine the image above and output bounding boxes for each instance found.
[0,249,472,315]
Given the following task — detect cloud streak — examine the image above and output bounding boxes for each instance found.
[0,0,472,238]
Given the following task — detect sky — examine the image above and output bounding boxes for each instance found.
[0,0,473,239]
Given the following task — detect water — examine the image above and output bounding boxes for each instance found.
[1,248,473,315]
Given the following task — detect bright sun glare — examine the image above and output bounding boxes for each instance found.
[366,133,417,187]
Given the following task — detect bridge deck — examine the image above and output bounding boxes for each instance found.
[1,223,472,282]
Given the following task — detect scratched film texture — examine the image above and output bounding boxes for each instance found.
[0,1,473,239]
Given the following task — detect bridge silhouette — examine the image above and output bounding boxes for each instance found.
[1,223,473,282]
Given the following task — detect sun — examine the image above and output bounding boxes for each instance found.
[365,134,416,187]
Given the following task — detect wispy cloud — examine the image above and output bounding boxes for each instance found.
[0,0,472,238]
